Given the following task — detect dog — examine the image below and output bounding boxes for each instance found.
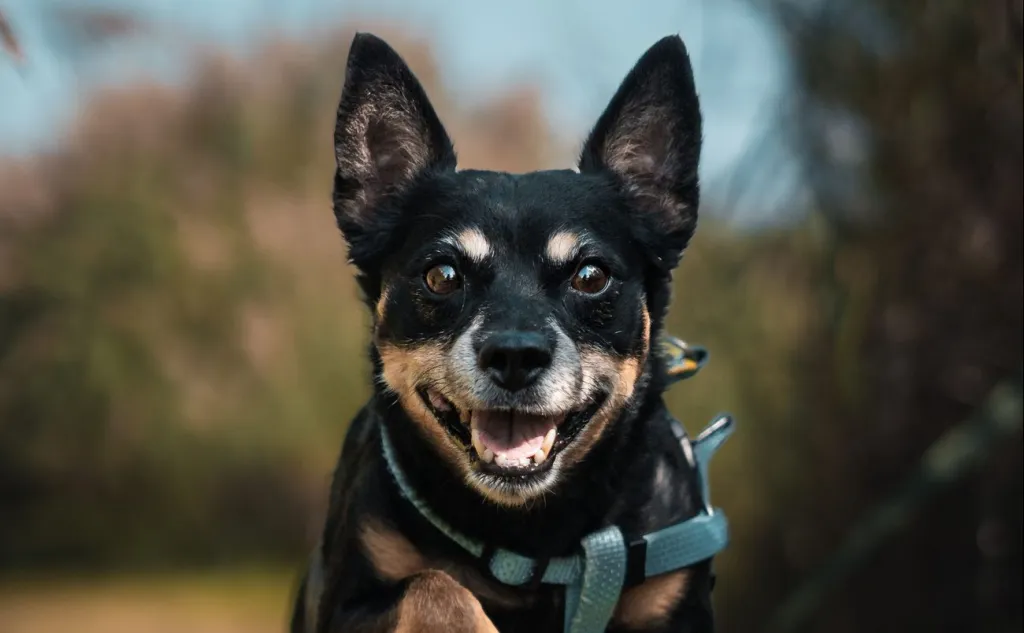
[290,32,723,633]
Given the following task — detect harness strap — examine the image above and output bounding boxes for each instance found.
[693,414,734,509]
[379,426,485,556]
[565,526,628,633]
[644,512,730,577]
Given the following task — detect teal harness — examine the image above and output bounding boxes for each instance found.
[379,337,734,633]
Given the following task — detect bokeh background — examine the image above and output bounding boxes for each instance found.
[1,1,1021,632]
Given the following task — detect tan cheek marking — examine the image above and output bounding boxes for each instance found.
[545,230,580,264]
[564,347,644,465]
[457,227,491,262]
[395,570,499,633]
[376,343,473,477]
[613,570,692,630]
[616,357,641,401]
[376,342,446,396]
[563,350,623,463]
[360,518,428,582]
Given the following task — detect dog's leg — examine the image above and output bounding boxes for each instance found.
[393,570,499,633]
[328,570,498,633]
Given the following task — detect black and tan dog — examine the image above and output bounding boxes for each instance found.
[291,32,719,633]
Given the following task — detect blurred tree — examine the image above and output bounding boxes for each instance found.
[737,1,1024,631]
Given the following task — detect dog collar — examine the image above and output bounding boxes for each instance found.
[379,365,733,633]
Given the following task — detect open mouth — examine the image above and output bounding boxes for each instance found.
[418,388,607,476]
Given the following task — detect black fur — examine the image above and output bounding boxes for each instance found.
[293,32,714,633]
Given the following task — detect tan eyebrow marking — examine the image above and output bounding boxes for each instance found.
[444,227,492,262]
[546,231,582,265]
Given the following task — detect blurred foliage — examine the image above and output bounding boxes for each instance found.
[0,5,1021,633]
[0,26,565,572]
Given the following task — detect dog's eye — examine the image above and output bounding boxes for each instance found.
[571,263,610,295]
[424,264,461,295]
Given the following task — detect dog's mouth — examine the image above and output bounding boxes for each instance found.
[418,388,607,476]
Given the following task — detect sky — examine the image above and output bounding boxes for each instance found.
[0,0,795,221]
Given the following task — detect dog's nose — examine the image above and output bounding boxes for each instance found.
[477,330,553,392]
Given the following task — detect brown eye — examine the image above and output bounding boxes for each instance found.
[424,264,461,295]
[571,263,610,294]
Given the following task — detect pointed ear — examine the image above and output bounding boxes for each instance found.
[579,35,702,263]
[333,33,456,248]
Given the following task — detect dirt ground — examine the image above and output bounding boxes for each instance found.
[0,571,294,633]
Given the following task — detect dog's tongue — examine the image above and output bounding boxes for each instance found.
[472,410,556,460]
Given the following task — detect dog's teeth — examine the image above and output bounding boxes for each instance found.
[542,427,556,455]
[532,427,557,465]
[494,453,510,468]
[472,427,487,458]
[519,457,530,468]
[472,429,496,463]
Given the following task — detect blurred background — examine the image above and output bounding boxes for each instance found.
[0,1,1021,632]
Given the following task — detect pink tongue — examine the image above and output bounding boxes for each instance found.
[473,411,556,460]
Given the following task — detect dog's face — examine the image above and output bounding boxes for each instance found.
[333,34,701,506]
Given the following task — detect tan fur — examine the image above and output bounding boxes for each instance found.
[377,342,447,397]
[564,302,650,466]
[376,285,390,322]
[394,571,499,633]
[613,570,692,630]
[562,350,635,465]
[454,227,492,262]
[376,342,474,477]
[360,517,428,581]
[545,230,581,264]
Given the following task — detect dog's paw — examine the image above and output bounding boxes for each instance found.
[395,570,499,633]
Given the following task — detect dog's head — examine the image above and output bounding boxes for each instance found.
[333,33,701,507]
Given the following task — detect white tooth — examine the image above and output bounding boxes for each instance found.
[481,447,495,463]
[495,453,510,468]
[472,428,487,458]
[518,457,529,468]
[542,427,556,455]
[533,449,547,465]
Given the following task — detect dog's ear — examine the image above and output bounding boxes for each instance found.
[333,33,456,261]
[579,35,702,266]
